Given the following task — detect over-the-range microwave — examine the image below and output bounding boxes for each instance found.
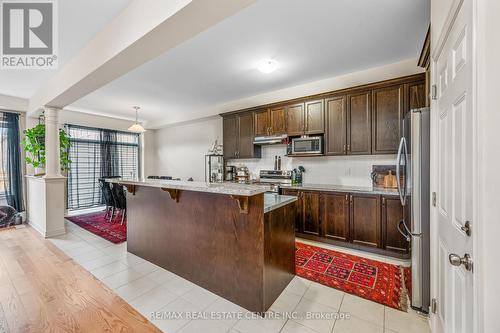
[288,136,323,155]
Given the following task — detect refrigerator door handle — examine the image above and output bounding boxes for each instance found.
[396,137,406,206]
[398,219,422,240]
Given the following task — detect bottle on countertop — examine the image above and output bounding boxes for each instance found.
[278,156,282,171]
[291,169,297,185]
[274,156,278,171]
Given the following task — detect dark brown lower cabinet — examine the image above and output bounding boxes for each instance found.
[321,192,350,241]
[302,191,321,236]
[382,196,410,253]
[349,193,381,248]
[282,189,303,233]
[282,188,408,258]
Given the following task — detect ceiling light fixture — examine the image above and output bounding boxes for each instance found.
[257,59,278,74]
[128,106,146,133]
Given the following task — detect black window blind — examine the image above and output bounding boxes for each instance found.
[67,125,139,210]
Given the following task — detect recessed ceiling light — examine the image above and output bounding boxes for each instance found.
[257,59,278,74]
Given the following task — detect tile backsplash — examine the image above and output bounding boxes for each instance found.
[227,145,396,187]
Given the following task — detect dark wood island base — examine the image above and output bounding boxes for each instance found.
[119,183,296,313]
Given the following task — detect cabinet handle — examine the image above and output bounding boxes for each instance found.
[349,194,353,204]
[382,197,386,206]
[343,144,346,153]
[347,144,351,152]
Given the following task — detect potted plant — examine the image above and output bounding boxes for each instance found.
[22,123,71,176]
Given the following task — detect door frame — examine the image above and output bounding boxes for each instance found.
[429,0,480,332]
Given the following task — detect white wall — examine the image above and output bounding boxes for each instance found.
[0,93,28,112]
[227,145,394,187]
[476,0,500,331]
[153,116,222,181]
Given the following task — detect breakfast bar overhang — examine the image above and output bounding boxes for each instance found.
[106,178,297,313]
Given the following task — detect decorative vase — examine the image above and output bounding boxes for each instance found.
[34,167,46,177]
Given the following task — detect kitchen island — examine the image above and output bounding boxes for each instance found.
[106,178,297,313]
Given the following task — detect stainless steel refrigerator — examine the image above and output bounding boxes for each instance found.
[395,107,430,313]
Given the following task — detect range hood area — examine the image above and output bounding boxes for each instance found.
[253,134,287,145]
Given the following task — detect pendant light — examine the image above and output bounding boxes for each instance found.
[128,106,146,133]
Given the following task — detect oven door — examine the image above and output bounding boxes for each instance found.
[291,137,322,154]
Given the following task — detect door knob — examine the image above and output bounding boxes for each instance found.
[449,253,473,271]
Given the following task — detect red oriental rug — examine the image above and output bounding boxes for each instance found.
[66,211,127,244]
[295,242,407,311]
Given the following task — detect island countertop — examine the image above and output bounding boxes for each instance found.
[264,193,297,213]
[105,178,268,196]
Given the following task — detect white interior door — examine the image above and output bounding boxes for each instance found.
[433,0,474,332]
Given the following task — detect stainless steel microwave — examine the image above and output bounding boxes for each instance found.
[290,136,323,155]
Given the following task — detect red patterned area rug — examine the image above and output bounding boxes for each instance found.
[295,242,407,311]
[66,211,126,244]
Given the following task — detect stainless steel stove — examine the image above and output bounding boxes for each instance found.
[255,170,292,193]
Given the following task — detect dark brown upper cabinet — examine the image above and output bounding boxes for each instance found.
[325,96,347,155]
[223,113,261,159]
[321,192,350,242]
[221,74,426,157]
[286,103,305,136]
[382,196,409,253]
[254,107,286,136]
[408,81,427,111]
[347,92,372,155]
[254,109,269,137]
[372,85,403,154]
[270,106,286,134]
[349,193,381,248]
[223,116,238,159]
[305,100,325,135]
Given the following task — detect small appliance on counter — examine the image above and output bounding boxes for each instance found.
[205,154,224,183]
[291,166,305,185]
[225,166,236,182]
[256,170,292,193]
[235,166,250,183]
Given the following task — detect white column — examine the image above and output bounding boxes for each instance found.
[43,107,61,178]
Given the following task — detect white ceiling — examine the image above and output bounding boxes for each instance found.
[0,0,131,99]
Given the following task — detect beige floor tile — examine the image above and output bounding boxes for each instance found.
[333,314,383,333]
[130,284,179,315]
[293,298,337,333]
[114,275,159,302]
[384,307,430,333]
[152,298,202,333]
[269,291,302,313]
[302,282,344,309]
[177,318,233,333]
[340,293,384,325]
[285,276,312,297]
[280,320,319,333]
[182,285,220,310]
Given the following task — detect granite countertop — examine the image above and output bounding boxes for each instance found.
[106,178,268,196]
[264,193,297,213]
[280,183,400,196]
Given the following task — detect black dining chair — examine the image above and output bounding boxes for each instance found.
[111,183,127,225]
[98,179,116,221]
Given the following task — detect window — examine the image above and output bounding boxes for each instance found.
[0,111,22,212]
[67,125,140,210]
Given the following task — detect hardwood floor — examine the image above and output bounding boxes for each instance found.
[0,226,161,333]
